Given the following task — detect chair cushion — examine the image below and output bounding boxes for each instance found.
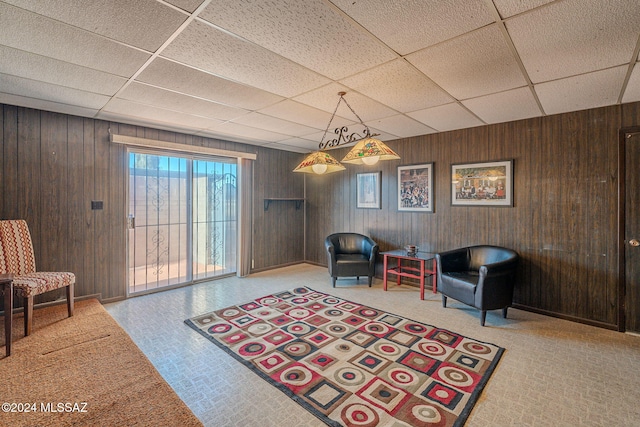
[12,272,75,298]
[440,272,478,306]
[335,253,369,265]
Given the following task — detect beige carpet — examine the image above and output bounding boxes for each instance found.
[1,299,202,427]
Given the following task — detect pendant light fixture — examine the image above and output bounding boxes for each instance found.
[293,92,400,174]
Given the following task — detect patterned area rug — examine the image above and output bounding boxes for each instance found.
[185,287,504,427]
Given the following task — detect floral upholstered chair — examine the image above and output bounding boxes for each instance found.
[0,220,75,336]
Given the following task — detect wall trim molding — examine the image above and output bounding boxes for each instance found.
[110,132,257,160]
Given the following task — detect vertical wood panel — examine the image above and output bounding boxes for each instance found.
[2,106,19,220]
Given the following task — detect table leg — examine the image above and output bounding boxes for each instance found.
[3,283,12,357]
[420,259,425,300]
[396,258,401,286]
[383,255,388,291]
[432,258,437,293]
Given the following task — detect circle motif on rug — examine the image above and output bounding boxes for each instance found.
[411,404,442,424]
[323,297,341,305]
[279,365,313,387]
[439,366,473,387]
[462,341,492,355]
[325,309,344,317]
[254,308,276,318]
[341,403,379,427]
[238,342,266,357]
[247,323,272,335]
[291,297,309,304]
[282,341,314,358]
[293,287,309,294]
[207,323,232,334]
[335,342,352,353]
[287,323,312,335]
[363,322,390,335]
[259,297,280,306]
[417,341,446,356]
[334,366,366,386]
[327,323,348,334]
[222,308,240,317]
[388,367,418,386]
[372,341,401,357]
[288,308,311,319]
[403,323,428,334]
[358,308,379,318]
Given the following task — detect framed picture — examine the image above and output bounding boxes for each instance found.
[356,172,381,209]
[451,160,513,206]
[398,163,434,212]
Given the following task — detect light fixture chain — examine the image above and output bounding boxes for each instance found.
[318,96,345,149]
[341,95,365,125]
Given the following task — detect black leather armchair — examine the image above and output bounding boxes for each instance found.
[436,245,519,326]
[325,233,379,287]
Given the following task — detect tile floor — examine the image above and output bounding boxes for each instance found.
[105,263,640,427]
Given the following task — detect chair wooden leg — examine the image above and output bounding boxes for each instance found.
[66,283,74,317]
[24,296,34,336]
[480,310,487,326]
[441,295,447,308]
[368,276,372,287]
[332,277,336,287]
[502,307,508,319]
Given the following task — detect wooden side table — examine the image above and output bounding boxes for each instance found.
[382,250,437,300]
[1,273,13,357]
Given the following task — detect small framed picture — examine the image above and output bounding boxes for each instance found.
[398,163,434,212]
[451,159,513,206]
[356,172,382,209]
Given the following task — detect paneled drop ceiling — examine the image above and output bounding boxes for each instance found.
[1,0,639,153]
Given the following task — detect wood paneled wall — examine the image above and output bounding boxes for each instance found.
[307,101,640,330]
[1,104,304,304]
[4,100,640,329]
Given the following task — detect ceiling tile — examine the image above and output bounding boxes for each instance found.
[622,63,640,104]
[492,0,555,18]
[367,114,437,138]
[101,98,224,130]
[256,100,348,130]
[268,138,319,153]
[462,87,542,124]
[205,121,292,143]
[165,0,206,14]
[341,59,454,112]
[331,0,495,55]
[408,103,485,132]
[230,112,319,137]
[117,82,249,122]
[0,92,99,118]
[198,0,396,80]
[0,45,127,96]
[0,73,110,109]
[2,0,187,52]
[0,2,150,78]
[136,58,283,110]
[161,20,330,97]
[407,24,527,100]
[506,0,640,83]
[535,66,627,115]
[292,83,398,122]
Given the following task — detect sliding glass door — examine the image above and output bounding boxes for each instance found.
[127,151,236,295]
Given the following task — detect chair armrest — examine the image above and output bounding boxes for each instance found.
[479,256,519,276]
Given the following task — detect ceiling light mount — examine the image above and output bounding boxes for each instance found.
[293,92,400,175]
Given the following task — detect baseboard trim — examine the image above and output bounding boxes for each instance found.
[511,303,619,331]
